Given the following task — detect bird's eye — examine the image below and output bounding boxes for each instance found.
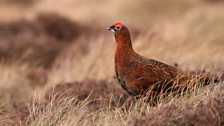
[115,26,122,30]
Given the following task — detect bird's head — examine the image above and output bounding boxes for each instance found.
[107,22,130,35]
[107,22,131,44]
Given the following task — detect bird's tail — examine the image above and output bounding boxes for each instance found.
[191,71,224,85]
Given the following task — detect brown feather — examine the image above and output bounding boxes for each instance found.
[109,23,221,98]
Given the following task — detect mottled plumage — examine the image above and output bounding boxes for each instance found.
[108,22,221,98]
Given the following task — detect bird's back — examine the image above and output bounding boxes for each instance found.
[115,51,191,96]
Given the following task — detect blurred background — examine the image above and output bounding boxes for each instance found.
[0,0,224,125]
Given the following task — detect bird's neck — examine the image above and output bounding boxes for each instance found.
[115,35,135,63]
[115,34,134,53]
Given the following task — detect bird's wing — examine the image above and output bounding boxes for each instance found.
[130,56,185,91]
[135,56,180,80]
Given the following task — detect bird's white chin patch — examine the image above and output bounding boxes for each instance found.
[110,29,115,33]
[107,27,115,34]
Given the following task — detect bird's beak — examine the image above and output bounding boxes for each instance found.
[107,26,115,33]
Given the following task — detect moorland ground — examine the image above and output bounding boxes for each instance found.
[0,0,224,125]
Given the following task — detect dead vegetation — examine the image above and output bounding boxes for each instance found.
[0,0,37,6]
[128,82,224,126]
[0,79,131,126]
[0,0,223,126]
[1,79,224,126]
[45,80,131,111]
[0,13,88,68]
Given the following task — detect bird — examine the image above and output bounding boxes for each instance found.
[107,22,222,100]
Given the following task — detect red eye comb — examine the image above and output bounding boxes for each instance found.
[114,22,124,27]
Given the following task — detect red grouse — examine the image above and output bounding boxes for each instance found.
[107,22,221,98]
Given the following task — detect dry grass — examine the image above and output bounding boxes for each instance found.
[128,82,224,126]
[0,0,224,126]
